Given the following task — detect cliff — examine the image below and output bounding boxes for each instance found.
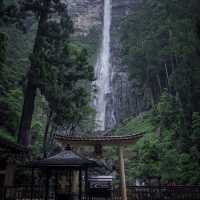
[109,0,140,127]
[65,0,103,36]
[65,0,140,129]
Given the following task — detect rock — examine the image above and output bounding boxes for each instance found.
[65,0,141,129]
[109,0,140,126]
[64,0,103,36]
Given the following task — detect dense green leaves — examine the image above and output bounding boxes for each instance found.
[115,112,200,184]
[0,0,94,152]
[0,32,23,136]
[132,130,200,184]
[43,42,94,131]
[121,0,200,107]
[121,0,200,184]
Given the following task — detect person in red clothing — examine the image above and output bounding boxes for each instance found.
[166,179,176,186]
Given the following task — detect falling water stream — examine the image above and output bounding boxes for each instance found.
[94,0,112,131]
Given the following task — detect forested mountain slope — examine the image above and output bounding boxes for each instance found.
[114,0,200,184]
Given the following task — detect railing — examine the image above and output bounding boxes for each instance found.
[112,189,122,200]
[0,185,55,200]
[0,185,200,200]
[127,186,200,200]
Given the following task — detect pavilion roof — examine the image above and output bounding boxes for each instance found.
[55,133,144,146]
[27,147,97,168]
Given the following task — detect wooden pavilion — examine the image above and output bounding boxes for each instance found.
[55,133,144,200]
[26,145,97,200]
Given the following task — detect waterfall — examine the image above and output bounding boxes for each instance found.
[94,0,114,131]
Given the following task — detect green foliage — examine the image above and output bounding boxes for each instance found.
[41,41,94,132]
[151,91,184,130]
[121,0,200,111]
[0,89,23,134]
[0,128,15,141]
[0,31,23,137]
[0,3,37,140]
[71,26,101,65]
[0,32,6,64]
[113,112,154,135]
[0,32,7,92]
[190,112,200,162]
[113,112,200,184]
[0,0,94,149]
[192,112,200,138]
[120,0,200,184]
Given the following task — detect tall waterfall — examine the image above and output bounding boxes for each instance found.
[94,0,113,131]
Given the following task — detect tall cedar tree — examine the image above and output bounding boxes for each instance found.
[41,44,94,157]
[18,0,72,146]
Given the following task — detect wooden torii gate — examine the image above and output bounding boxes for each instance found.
[56,133,143,200]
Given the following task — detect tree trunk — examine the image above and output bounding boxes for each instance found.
[43,110,53,158]
[171,55,175,73]
[48,124,54,144]
[156,74,162,94]
[165,63,170,87]
[17,82,37,146]
[17,0,51,146]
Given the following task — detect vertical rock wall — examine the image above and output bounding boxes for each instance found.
[65,0,140,129]
[109,0,140,127]
[64,0,103,36]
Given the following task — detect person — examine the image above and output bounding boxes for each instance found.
[166,179,176,186]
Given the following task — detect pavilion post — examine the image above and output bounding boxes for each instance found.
[85,168,88,200]
[30,168,34,200]
[69,169,72,194]
[4,157,16,200]
[45,169,50,200]
[4,157,16,187]
[55,171,58,200]
[72,170,79,195]
[79,169,82,200]
[118,146,127,200]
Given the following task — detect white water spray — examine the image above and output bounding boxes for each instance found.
[94,0,112,131]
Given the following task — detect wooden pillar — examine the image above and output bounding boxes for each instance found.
[45,169,50,200]
[4,157,16,187]
[72,171,79,193]
[118,146,127,200]
[85,168,88,200]
[79,169,82,200]
[55,171,58,200]
[69,169,72,194]
[31,168,35,200]
[71,146,80,198]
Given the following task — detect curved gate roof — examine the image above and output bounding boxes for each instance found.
[55,133,144,146]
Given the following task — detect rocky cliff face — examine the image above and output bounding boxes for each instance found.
[65,0,140,128]
[109,0,140,127]
[64,0,103,36]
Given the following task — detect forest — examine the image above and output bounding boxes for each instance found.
[119,0,200,184]
[0,0,94,157]
[0,0,200,186]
